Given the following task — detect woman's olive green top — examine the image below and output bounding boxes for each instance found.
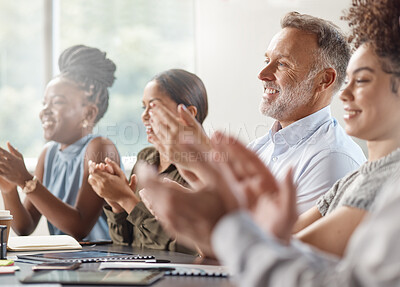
[103,147,195,255]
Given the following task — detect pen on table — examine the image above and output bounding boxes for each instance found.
[145,259,171,263]
[102,258,170,263]
[128,267,176,272]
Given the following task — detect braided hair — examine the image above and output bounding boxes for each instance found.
[342,0,400,92]
[58,45,116,123]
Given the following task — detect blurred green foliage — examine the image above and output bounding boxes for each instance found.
[0,0,44,156]
[0,0,194,157]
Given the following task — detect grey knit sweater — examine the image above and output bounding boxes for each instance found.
[317,148,400,216]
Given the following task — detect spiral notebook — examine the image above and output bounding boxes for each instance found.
[99,261,230,277]
[17,250,154,263]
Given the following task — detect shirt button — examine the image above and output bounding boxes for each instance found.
[272,157,278,162]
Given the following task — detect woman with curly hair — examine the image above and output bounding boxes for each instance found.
[0,45,120,241]
[287,0,400,257]
[189,0,400,285]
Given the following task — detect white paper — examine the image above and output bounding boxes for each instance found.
[8,235,82,251]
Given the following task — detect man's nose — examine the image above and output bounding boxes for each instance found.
[258,64,276,81]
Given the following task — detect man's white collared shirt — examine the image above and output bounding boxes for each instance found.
[248,106,366,213]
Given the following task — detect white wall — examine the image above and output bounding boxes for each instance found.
[195,0,367,154]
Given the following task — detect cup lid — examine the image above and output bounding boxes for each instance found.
[0,210,10,217]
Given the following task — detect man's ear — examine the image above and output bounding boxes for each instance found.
[186,106,198,118]
[84,103,99,124]
[316,67,336,93]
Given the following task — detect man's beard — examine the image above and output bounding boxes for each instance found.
[259,73,315,120]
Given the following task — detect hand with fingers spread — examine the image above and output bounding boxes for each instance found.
[175,167,204,190]
[138,164,230,257]
[0,142,33,189]
[210,132,298,242]
[140,177,192,218]
[209,132,277,206]
[139,132,299,254]
[0,143,20,193]
[88,158,140,214]
[148,102,212,185]
[252,169,298,244]
[210,132,298,241]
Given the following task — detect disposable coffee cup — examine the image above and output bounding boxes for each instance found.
[0,210,13,245]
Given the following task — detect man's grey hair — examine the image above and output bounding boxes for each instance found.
[281,12,351,94]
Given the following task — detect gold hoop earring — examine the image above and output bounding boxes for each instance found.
[82,119,89,128]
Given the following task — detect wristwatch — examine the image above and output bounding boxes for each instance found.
[22,175,38,194]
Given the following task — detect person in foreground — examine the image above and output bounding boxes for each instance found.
[148,12,365,213]
[138,1,400,285]
[0,45,120,241]
[88,69,208,254]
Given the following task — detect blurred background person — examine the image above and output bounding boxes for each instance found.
[88,69,208,254]
[0,45,120,241]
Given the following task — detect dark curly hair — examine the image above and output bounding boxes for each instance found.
[342,0,400,92]
[58,45,116,123]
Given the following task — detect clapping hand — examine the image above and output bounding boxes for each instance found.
[0,142,32,189]
[149,102,211,187]
[88,158,139,213]
[139,132,298,256]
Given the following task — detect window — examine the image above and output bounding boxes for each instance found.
[0,0,195,159]
[0,0,45,156]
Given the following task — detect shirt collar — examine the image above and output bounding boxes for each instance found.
[270,106,332,146]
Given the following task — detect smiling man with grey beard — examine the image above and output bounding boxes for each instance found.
[259,67,316,120]
[248,12,366,213]
[145,11,366,214]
